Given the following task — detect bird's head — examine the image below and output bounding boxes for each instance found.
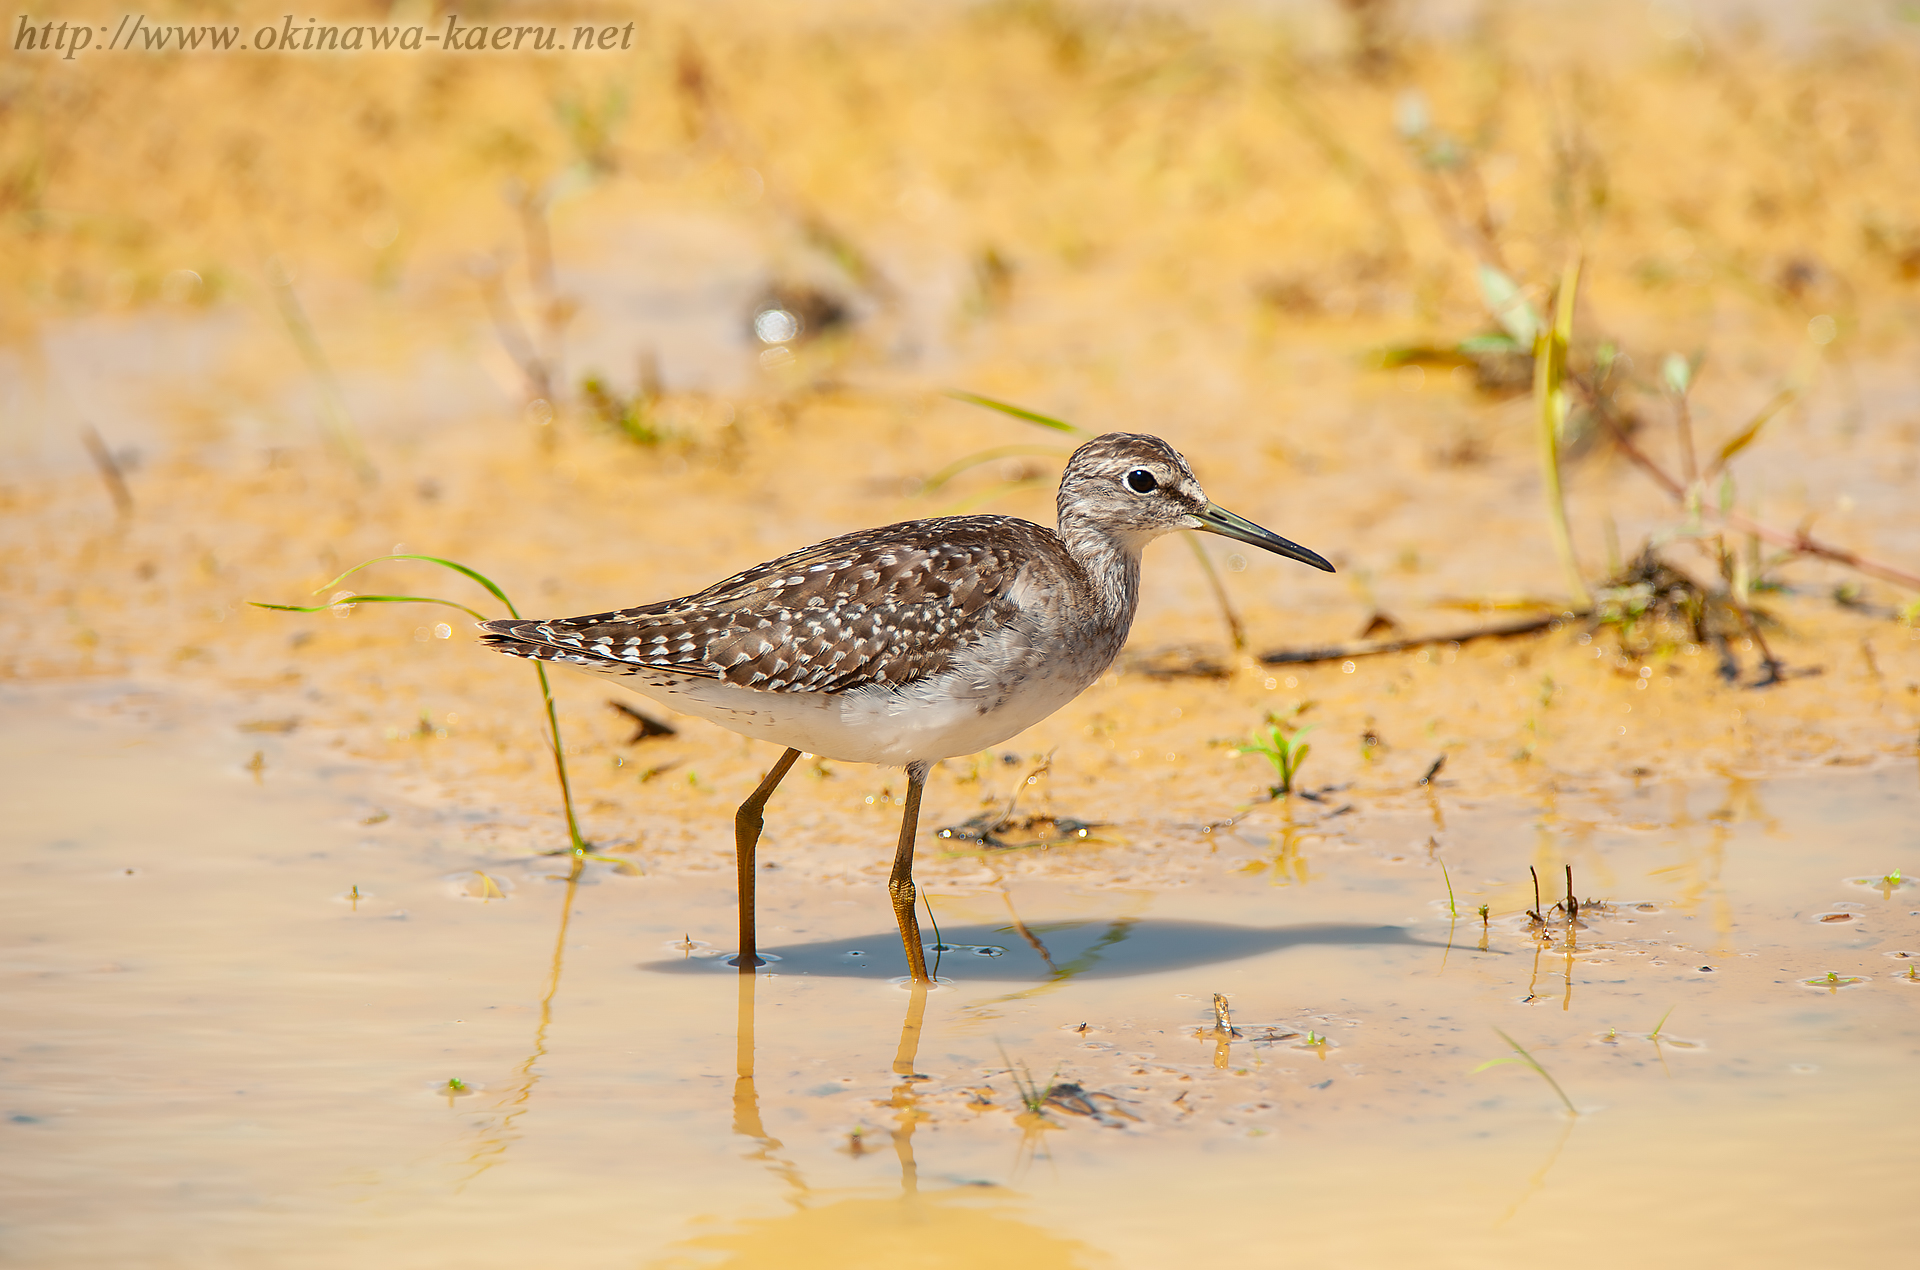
[1056,432,1334,573]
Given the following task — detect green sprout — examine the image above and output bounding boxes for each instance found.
[581,374,665,447]
[1438,856,1459,919]
[1239,722,1316,797]
[1532,259,1591,610]
[1648,1006,1676,1042]
[1472,1027,1579,1116]
[996,1043,1058,1117]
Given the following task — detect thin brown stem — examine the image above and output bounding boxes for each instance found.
[1588,393,1919,592]
[1183,531,1247,651]
[1259,611,1577,666]
[1672,392,1700,487]
[79,425,133,518]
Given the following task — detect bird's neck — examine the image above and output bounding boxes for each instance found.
[1057,518,1147,630]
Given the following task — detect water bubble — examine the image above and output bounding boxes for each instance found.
[1394,90,1430,138]
[161,269,203,303]
[754,308,801,344]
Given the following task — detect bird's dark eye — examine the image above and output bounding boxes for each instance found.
[1124,468,1158,494]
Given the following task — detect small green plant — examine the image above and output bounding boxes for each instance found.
[1533,259,1591,609]
[1240,722,1315,797]
[444,1077,467,1092]
[996,1043,1058,1118]
[581,374,664,447]
[1472,1027,1579,1116]
[1648,1006,1676,1042]
[1438,855,1459,918]
[1301,1030,1326,1047]
[254,554,614,869]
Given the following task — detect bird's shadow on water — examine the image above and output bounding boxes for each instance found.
[644,918,1448,983]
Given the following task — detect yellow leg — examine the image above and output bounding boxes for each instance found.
[888,762,932,983]
[734,748,801,973]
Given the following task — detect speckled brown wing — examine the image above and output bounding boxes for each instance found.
[479,516,1058,693]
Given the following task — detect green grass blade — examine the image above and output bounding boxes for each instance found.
[1478,264,1541,347]
[1534,259,1590,610]
[1182,531,1246,650]
[258,553,584,855]
[934,476,1051,516]
[531,661,588,854]
[313,554,521,619]
[251,595,490,622]
[919,445,1070,495]
[1487,1027,1579,1116]
[1707,389,1796,477]
[946,390,1084,434]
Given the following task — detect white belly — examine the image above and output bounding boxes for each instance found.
[574,656,1099,765]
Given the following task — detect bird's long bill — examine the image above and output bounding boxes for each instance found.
[1192,504,1336,573]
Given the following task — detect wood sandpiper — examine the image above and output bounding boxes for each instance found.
[480,432,1333,982]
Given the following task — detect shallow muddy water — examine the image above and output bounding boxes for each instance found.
[4,683,1916,1268]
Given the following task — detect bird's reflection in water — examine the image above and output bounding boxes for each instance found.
[649,977,1101,1269]
[730,973,807,1194]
